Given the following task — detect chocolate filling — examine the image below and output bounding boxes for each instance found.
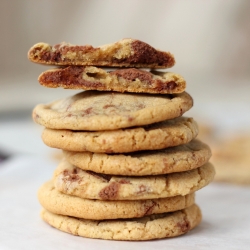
[40,66,178,92]
[113,40,175,67]
[39,44,99,63]
[155,80,178,91]
[40,66,103,88]
[110,68,152,84]
[32,40,174,67]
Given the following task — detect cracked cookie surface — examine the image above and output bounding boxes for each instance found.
[40,204,201,241]
[28,38,175,68]
[53,160,215,200]
[42,117,198,153]
[63,139,211,175]
[38,180,195,220]
[33,90,193,131]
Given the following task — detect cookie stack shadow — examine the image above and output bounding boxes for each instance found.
[28,39,215,241]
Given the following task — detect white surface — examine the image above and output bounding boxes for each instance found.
[0,155,250,250]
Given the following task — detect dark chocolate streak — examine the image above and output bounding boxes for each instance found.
[110,68,152,84]
[113,40,175,66]
[39,44,98,62]
[40,66,103,88]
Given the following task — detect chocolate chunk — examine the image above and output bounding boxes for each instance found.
[99,182,120,200]
[103,104,117,109]
[137,184,148,194]
[144,201,156,216]
[66,174,81,182]
[82,107,93,116]
[177,219,190,233]
[155,80,177,91]
[117,179,131,184]
[62,169,82,182]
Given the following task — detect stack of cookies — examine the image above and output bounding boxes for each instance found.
[28,39,215,241]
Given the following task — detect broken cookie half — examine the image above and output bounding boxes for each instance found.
[28,38,175,68]
[38,66,185,94]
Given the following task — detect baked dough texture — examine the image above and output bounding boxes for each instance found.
[38,180,195,220]
[28,38,214,241]
[42,117,198,153]
[28,38,175,68]
[33,90,193,131]
[62,139,211,175]
[38,66,186,94]
[53,160,215,200]
[40,204,201,241]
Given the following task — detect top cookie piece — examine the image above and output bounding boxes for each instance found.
[28,38,175,68]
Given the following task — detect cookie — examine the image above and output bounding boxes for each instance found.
[38,66,186,94]
[33,90,193,131]
[42,117,198,153]
[212,134,250,185]
[63,139,211,175]
[53,160,215,200]
[28,38,175,68]
[38,180,195,220]
[40,204,201,241]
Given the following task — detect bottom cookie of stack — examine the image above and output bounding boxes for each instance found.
[38,181,201,240]
[41,204,201,241]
